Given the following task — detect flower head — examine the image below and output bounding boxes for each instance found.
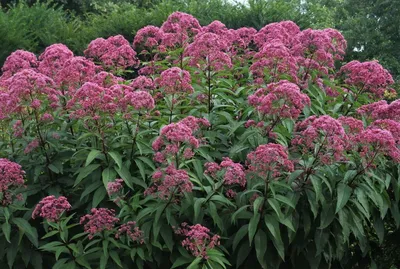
[0,159,25,206]
[80,208,119,239]
[32,196,71,222]
[175,223,220,259]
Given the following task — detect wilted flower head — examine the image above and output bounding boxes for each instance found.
[0,158,25,206]
[80,208,119,239]
[32,195,71,222]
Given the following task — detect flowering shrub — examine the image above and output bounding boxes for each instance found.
[0,11,399,269]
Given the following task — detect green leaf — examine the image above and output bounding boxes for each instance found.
[267,198,282,219]
[311,176,322,202]
[233,224,248,251]
[109,151,123,169]
[85,149,102,167]
[265,214,285,261]
[236,242,252,268]
[248,213,260,246]
[171,256,193,269]
[2,222,11,243]
[336,184,352,213]
[102,167,117,189]
[187,257,202,269]
[92,187,106,208]
[74,164,101,187]
[255,229,268,269]
[110,251,122,267]
[12,218,38,247]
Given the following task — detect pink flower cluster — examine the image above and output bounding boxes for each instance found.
[133,26,163,51]
[152,117,209,163]
[145,166,193,200]
[90,71,123,88]
[130,76,155,91]
[204,157,246,187]
[254,21,300,49]
[38,44,74,78]
[340,60,394,98]
[155,67,193,95]
[184,32,232,71]
[0,158,25,206]
[247,144,294,178]
[248,80,310,120]
[115,221,144,244]
[3,69,59,115]
[55,56,98,94]
[175,223,220,259]
[85,35,139,70]
[32,195,71,222]
[107,179,124,196]
[250,41,298,83]
[0,50,38,81]
[338,116,364,140]
[355,128,400,163]
[80,208,119,239]
[160,12,201,48]
[292,116,348,164]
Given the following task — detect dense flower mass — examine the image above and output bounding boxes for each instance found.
[55,56,98,93]
[160,12,201,47]
[248,80,310,120]
[67,82,120,119]
[250,41,298,83]
[85,35,139,70]
[184,32,231,71]
[38,44,74,77]
[340,60,394,98]
[1,13,399,269]
[156,67,193,94]
[32,196,71,222]
[0,158,25,206]
[292,115,348,163]
[247,144,294,178]
[175,223,220,259]
[145,166,193,200]
[355,128,400,163]
[0,50,38,81]
[80,208,119,239]
[205,157,246,187]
